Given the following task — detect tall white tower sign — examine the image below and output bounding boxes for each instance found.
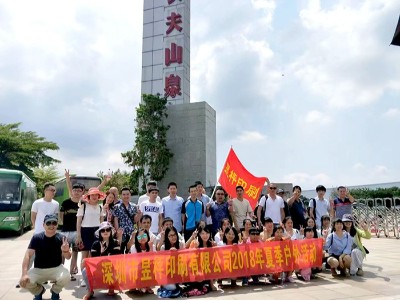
[141,0,190,104]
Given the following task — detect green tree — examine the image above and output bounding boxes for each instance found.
[122,94,173,193]
[97,169,132,193]
[33,165,60,197]
[0,123,60,179]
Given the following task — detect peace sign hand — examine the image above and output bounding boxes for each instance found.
[61,236,70,252]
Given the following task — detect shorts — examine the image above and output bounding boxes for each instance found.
[81,227,98,251]
[62,231,78,251]
[327,254,340,267]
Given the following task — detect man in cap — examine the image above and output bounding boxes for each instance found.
[19,214,71,300]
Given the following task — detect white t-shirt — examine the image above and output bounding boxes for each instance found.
[309,197,330,228]
[232,198,252,229]
[31,199,59,234]
[139,200,163,234]
[76,203,104,227]
[259,195,284,224]
[137,194,161,206]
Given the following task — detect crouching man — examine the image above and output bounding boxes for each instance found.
[19,214,71,300]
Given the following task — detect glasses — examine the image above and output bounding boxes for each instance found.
[137,233,148,240]
[270,187,277,190]
[100,228,112,233]
[168,234,177,238]
[47,189,56,192]
[45,221,57,226]
[216,193,225,196]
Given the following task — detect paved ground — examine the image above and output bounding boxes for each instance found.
[0,230,399,300]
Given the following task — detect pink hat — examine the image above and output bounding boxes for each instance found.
[83,187,106,201]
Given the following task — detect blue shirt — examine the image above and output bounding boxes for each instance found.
[325,231,353,255]
[181,199,204,230]
[210,201,230,232]
[112,202,137,240]
[162,195,184,232]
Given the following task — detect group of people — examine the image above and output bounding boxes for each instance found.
[19,174,372,300]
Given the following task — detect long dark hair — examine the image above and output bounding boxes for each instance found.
[344,220,357,237]
[331,218,344,233]
[164,226,180,250]
[197,227,213,248]
[222,226,239,245]
[134,228,150,253]
[305,217,318,238]
[103,191,115,210]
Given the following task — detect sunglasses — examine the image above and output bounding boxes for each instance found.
[100,228,112,233]
[270,187,277,190]
[45,221,57,226]
[137,233,148,240]
[216,193,225,195]
[250,232,260,236]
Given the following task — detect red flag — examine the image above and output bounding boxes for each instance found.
[218,148,267,209]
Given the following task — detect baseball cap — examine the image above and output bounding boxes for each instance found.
[44,214,58,223]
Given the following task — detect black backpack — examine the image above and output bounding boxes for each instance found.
[307,198,316,218]
[254,194,267,223]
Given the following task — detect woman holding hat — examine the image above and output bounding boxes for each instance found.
[76,188,106,262]
[82,222,123,299]
[342,214,371,276]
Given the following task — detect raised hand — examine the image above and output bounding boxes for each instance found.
[65,169,70,178]
[117,228,124,239]
[61,236,70,252]
[299,225,304,236]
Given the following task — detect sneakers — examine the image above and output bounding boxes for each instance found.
[33,286,45,300]
[242,277,248,286]
[285,276,295,283]
[80,279,86,287]
[50,290,60,300]
[356,268,364,276]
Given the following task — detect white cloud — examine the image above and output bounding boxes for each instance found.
[283,172,333,189]
[235,131,267,143]
[383,108,400,118]
[305,110,332,124]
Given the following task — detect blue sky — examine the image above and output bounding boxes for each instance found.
[0,0,399,190]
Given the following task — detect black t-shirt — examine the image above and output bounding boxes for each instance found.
[60,198,79,232]
[29,232,63,268]
[289,200,306,229]
[90,239,122,257]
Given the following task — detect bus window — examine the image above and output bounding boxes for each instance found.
[0,176,21,211]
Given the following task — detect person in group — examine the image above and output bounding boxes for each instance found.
[108,187,121,205]
[129,228,154,294]
[155,217,185,251]
[240,218,254,243]
[139,187,163,235]
[342,214,371,276]
[31,183,60,235]
[213,218,231,246]
[194,181,213,230]
[282,216,301,240]
[127,215,157,251]
[182,185,204,241]
[325,218,353,277]
[246,227,264,284]
[260,217,274,241]
[277,188,290,218]
[221,226,240,246]
[257,183,284,228]
[75,188,105,263]
[287,185,306,230]
[231,185,253,231]
[138,180,161,206]
[157,226,184,298]
[161,182,184,233]
[19,214,71,300]
[318,215,332,237]
[81,222,123,300]
[189,227,217,292]
[308,185,330,229]
[113,187,140,253]
[60,182,84,281]
[298,227,316,281]
[266,226,290,283]
[102,191,116,224]
[332,186,355,219]
[208,187,230,236]
[305,217,319,238]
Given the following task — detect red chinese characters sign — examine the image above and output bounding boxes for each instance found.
[219,148,267,209]
[85,239,323,290]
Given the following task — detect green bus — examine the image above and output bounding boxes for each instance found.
[0,168,36,235]
[54,175,102,205]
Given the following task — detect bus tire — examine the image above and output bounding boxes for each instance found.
[18,216,25,236]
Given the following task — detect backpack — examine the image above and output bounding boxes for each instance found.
[307,198,316,218]
[254,194,267,224]
[82,202,102,221]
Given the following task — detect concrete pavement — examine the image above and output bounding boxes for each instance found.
[0,229,399,300]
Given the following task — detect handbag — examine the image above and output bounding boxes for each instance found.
[363,245,369,254]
